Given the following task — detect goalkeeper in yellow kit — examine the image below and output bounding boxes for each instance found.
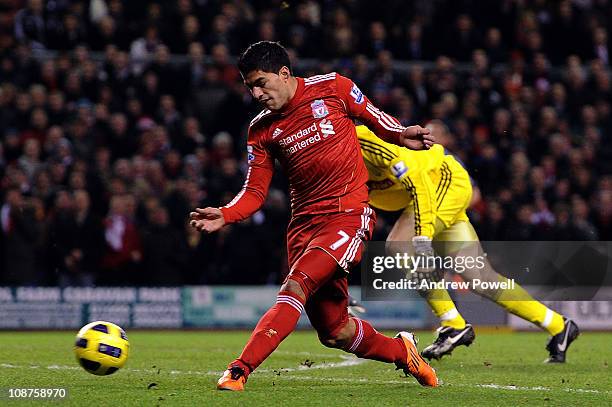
[356,123,579,363]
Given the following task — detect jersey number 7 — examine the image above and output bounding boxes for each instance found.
[330,231,350,250]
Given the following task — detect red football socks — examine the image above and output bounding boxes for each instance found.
[347,317,407,363]
[232,290,305,376]
[230,289,407,378]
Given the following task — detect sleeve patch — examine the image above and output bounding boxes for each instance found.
[350,84,364,104]
[247,145,255,162]
[391,161,408,178]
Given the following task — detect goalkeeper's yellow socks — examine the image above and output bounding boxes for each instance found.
[495,278,565,336]
[425,288,466,330]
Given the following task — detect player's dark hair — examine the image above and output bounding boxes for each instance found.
[237,41,292,76]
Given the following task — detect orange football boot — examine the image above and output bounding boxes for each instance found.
[395,331,439,387]
[217,366,247,391]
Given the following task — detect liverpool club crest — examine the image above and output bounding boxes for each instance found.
[311,99,329,118]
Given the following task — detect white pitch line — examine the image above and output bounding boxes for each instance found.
[167,355,365,376]
[475,383,604,394]
[258,355,366,374]
[273,350,347,358]
[1,362,609,395]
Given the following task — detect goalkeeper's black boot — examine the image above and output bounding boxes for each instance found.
[545,318,579,363]
[347,296,367,317]
[421,324,475,360]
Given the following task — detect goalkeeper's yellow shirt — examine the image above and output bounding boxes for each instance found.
[357,125,472,239]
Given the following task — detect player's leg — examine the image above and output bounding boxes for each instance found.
[219,207,400,389]
[305,268,437,386]
[444,220,579,362]
[217,217,324,390]
[308,207,436,386]
[217,249,330,390]
[386,210,467,330]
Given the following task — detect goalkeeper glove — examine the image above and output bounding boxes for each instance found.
[409,236,443,285]
[412,235,434,256]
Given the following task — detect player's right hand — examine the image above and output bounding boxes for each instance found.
[189,207,226,233]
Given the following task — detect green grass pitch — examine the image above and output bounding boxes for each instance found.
[0,330,610,406]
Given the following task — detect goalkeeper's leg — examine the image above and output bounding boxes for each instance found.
[418,287,476,360]
[448,221,565,336]
[385,211,469,329]
[447,221,579,362]
[420,288,466,329]
[386,211,472,359]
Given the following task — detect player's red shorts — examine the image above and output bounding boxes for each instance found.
[286,206,375,273]
[285,206,375,339]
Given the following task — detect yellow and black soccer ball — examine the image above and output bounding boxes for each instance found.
[74,321,130,375]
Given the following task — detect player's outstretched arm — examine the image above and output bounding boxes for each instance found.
[210,130,274,226]
[189,207,226,233]
[400,125,435,150]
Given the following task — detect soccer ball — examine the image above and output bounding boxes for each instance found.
[74,321,130,375]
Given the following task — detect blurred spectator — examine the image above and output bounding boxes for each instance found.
[107,112,137,160]
[177,42,207,98]
[483,28,508,64]
[157,94,182,135]
[18,138,42,179]
[325,7,355,58]
[141,205,186,285]
[444,14,480,62]
[478,200,508,241]
[47,13,87,50]
[99,194,142,285]
[49,189,104,287]
[362,21,391,58]
[505,204,537,240]
[147,45,177,97]
[14,0,45,48]
[0,188,44,284]
[130,25,162,75]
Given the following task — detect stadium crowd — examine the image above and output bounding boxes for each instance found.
[0,0,610,286]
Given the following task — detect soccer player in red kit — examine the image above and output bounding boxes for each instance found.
[190,41,438,389]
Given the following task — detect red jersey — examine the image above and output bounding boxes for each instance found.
[220,72,406,223]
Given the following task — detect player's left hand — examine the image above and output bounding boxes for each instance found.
[189,207,226,233]
[400,125,435,150]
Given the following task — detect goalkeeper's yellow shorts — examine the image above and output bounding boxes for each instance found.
[403,156,479,248]
[432,156,472,229]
